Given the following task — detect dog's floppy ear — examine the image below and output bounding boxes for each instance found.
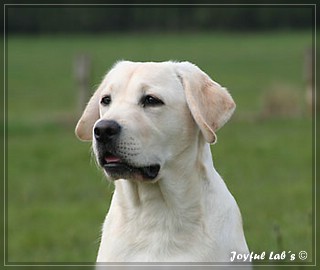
[176,62,236,144]
[75,84,103,141]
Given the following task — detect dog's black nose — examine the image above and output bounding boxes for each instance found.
[94,120,121,142]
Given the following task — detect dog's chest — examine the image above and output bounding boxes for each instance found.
[98,200,214,262]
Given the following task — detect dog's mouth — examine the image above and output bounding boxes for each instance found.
[101,152,160,181]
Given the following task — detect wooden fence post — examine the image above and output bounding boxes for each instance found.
[74,53,92,113]
[304,47,314,116]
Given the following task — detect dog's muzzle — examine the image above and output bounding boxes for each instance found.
[94,120,160,181]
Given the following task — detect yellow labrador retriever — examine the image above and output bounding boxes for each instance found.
[75,61,249,262]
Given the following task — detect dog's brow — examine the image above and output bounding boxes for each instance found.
[139,83,164,100]
[139,83,150,93]
[102,84,114,95]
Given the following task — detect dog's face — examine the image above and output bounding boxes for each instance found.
[94,62,195,181]
[75,61,235,182]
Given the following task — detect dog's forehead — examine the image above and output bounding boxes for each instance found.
[104,61,183,96]
[112,61,174,75]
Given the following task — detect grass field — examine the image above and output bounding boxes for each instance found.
[6,31,314,265]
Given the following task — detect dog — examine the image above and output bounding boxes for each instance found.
[75,60,249,263]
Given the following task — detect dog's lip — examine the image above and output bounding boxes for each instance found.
[101,152,160,180]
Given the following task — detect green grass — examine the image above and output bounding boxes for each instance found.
[6,31,314,264]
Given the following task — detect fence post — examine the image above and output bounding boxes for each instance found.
[74,53,92,113]
[304,47,314,116]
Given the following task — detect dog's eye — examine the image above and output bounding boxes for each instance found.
[101,95,111,106]
[141,95,164,107]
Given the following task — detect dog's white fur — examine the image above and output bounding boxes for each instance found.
[75,61,249,262]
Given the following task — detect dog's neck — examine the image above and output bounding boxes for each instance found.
[112,135,220,222]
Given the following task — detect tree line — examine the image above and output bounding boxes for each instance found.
[6,5,314,34]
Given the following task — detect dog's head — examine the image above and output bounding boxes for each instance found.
[75,61,235,182]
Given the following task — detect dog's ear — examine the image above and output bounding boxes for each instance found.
[176,62,236,144]
[75,84,103,141]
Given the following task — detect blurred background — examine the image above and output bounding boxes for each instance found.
[5,4,315,266]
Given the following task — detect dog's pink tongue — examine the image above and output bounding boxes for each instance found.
[105,156,121,163]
